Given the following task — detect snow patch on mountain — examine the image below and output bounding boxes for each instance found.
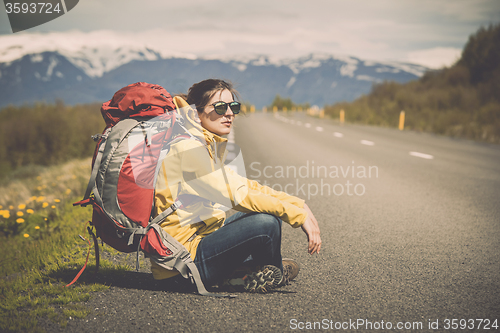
[364,59,426,77]
[0,30,196,78]
[356,75,381,82]
[382,62,427,77]
[286,76,297,88]
[335,56,359,77]
[63,45,163,77]
[30,54,44,63]
[46,56,58,77]
[211,53,367,78]
[286,54,327,74]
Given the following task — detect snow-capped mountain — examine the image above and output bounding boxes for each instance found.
[0,31,429,108]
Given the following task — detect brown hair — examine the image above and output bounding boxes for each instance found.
[185,79,239,113]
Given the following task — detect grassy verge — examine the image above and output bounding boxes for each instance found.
[0,158,132,332]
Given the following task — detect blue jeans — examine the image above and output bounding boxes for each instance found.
[194,212,283,287]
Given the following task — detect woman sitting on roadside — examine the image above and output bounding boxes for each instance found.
[152,79,321,292]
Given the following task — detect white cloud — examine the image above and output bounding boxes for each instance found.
[406,47,462,69]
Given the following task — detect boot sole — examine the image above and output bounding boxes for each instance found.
[226,265,282,293]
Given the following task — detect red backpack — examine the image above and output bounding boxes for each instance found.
[72,82,228,297]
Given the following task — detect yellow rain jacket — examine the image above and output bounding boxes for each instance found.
[151,96,307,280]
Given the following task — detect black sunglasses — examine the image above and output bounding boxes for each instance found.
[211,101,241,115]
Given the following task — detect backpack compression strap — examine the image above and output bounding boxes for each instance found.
[146,223,234,298]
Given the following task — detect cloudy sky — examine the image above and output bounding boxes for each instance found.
[1,0,499,68]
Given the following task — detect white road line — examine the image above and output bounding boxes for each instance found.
[360,140,375,146]
[409,151,434,160]
[305,123,311,128]
[316,126,324,132]
[333,132,344,138]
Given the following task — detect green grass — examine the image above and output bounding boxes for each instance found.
[0,158,133,332]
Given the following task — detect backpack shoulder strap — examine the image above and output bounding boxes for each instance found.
[80,119,140,206]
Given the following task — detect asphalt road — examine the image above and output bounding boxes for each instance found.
[43,112,500,332]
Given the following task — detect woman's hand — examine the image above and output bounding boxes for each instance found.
[301,203,321,254]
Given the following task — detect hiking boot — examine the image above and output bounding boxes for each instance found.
[222,265,283,293]
[279,258,300,286]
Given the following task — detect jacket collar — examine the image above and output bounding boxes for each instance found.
[203,128,228,160]
[203,128,227,144]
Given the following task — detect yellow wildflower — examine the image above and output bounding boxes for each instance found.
[35,226,40,230]
[27,209,34,214]
[51,205,56,209]
[1,210,10,218]
[54,199,61,203]
[9,205,14,210]
[18,204,26,210]
[30,196,37,201]
[37,186,42,191]
[65,189,72,195]
[23,234,29,238]
[37,176,42,180]
[17,218,25,223]
[42,202,49,208]
[17,211,24,217]
[0,205,2,209]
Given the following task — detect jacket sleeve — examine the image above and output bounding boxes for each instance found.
[245,178,305,208]
[233,186,307,228]
[174,139,307,228]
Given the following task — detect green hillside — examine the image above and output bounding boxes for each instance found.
[324,23,500,144]
[0,102,104,180]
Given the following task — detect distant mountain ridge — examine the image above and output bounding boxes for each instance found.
[0,32,429,108]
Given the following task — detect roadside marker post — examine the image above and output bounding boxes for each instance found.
[399,111,405,130]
